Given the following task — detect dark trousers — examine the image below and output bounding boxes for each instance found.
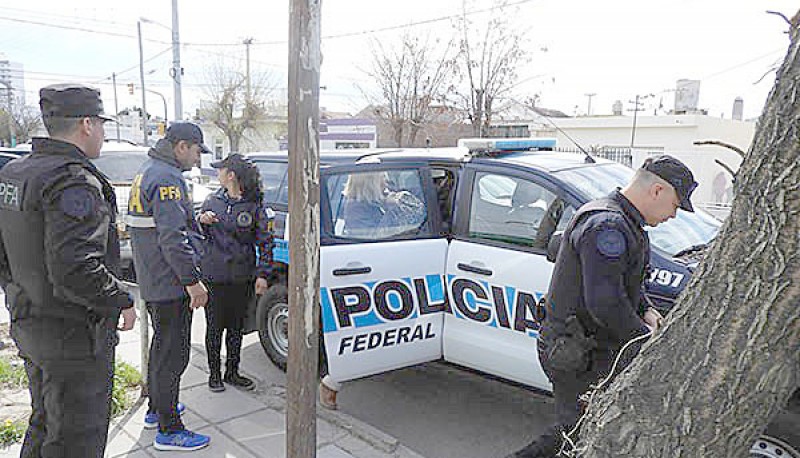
[509,340,615,458]
[146,298,192,433]
[205,281,251,375]
[11,316,116,458]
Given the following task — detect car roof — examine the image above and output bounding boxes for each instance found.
[99,140,149,154]
[357,147,616,173]
[247,150,365,166]
[247,146,620,174]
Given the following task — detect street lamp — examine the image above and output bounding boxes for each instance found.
[146,88,168,126]
[140,12,183,122]
[137,20,149,145]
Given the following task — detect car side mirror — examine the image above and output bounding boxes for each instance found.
[546,231,563,263]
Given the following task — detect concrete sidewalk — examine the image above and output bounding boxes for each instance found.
[0,292,426,458]
[100,346,426,458]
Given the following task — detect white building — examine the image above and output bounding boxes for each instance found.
[0,56,25,109]
[540,114,753,219]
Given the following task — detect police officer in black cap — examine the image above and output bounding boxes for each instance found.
[508,155,697,458]
[127,121,211,451]
[0,83,137,457]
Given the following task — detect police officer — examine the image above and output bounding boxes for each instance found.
[508,155,697,458]
[127,122,211,451]
[0,83,137,457]
[197,154,274,392]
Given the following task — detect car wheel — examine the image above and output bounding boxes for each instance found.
[750,410,800,458]
[257,284,288,372]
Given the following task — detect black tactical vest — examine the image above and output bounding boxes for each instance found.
[0,147,120,322]
[541,196,649,347]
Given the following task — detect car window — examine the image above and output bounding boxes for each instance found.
[555,162,721,256]
[326,169,428,241]
[0,154,17,170]
[469,172,566,249]
[254,161,288,205]
[92,152,148,183]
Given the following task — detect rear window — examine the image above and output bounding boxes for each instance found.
[93,152,149,183]
[254,161,289,205]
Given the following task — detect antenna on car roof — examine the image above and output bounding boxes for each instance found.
[530,105,595,164]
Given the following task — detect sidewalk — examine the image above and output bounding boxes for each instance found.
[0,292,426,458]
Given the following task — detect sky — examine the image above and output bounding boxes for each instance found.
[0,0,797,123]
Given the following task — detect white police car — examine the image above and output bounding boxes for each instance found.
[247,139,798,457]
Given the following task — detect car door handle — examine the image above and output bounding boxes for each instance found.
[457,263,493,276]
[332,266,372,276]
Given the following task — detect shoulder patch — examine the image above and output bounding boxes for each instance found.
[596,228,626,258]
[60,187,95,219]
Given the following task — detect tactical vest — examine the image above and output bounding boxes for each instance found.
[0,152,119,322]
[542,196,648,347]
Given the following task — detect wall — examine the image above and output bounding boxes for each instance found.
[531,114,754,217]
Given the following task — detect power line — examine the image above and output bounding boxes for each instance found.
[0,0,538,49]
[0,15,171,44]
[700,48,784,80]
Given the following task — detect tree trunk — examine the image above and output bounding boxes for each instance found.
[573,19,800,458]
[228,132,240,154]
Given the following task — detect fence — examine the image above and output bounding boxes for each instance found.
[554,146,633,168]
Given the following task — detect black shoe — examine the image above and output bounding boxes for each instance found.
[223,371,255,390]
[208,373,225,392]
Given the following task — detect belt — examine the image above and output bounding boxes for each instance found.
[126,215,156,228]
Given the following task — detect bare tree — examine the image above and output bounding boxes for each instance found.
[0,96,41,145]
[200,60,275,153]
[455,0,530,137]
[363,33,456,147]
[567,12,800,457]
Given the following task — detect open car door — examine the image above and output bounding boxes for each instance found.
[320,162,448,383]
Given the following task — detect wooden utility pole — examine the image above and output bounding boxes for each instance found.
[287,1,321,457]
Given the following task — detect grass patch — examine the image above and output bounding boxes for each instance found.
[0,419,26,448]
[0,356,26,389]
[111,360,143,418]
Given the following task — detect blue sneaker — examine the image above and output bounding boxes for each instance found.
[144,402,186,429]
[153,429,210,451]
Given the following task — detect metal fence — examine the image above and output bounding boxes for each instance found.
[554,146,633,168]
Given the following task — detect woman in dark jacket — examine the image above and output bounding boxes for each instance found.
[197,154,273,392]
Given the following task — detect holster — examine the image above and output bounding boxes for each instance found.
[546,315,597,372]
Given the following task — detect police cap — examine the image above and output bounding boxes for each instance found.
[165,122,212,155]
[642,155,697,212]
[39,83,115,121]
[210,153,253,177]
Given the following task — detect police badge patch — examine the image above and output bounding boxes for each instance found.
[60,187,95,219]
[236,211,253,228]
[596,228,626,258]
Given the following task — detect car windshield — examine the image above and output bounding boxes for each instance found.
[92,152,148,183]
[554,162,721,257]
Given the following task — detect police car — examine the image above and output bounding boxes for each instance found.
[247,139,799,457]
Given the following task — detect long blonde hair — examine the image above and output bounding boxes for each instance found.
[342,172,387,203]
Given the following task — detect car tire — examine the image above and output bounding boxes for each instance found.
[750,410,800,458]
[257,284,289,372]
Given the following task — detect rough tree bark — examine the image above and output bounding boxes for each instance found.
[572,14,800,458]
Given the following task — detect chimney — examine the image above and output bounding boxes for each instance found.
[732,97,744,121]
[612,100,623,116]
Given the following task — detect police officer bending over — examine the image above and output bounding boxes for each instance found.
[508,155,697,458]
[127,122,210,451]
[0,84,137,457]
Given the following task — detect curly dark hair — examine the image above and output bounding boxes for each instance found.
[234,159,264,205]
